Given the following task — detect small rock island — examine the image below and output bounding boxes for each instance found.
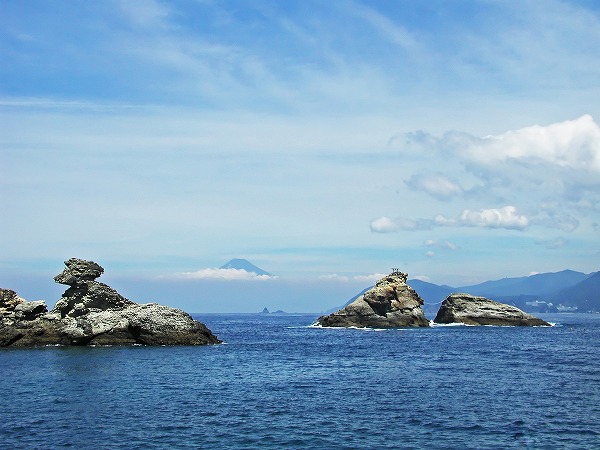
[0,258,221,347]
[434,293,551,326]
[317,270,430,328]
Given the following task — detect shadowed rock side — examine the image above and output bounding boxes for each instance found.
[0,258,221,347]
[317,272,430,328]
[434,293,551,326]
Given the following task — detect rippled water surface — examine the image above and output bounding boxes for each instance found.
[1,313,599,449]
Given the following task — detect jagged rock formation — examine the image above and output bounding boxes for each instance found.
[316,271,430,328]
[0,258,221,347]
[433,293,551,326]
[52,258,135,319]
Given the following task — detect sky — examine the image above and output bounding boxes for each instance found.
[2,0,600,312]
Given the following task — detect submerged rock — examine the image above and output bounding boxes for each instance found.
[316,271,430,328]
[0,258,221,347]
[433,293,551,326]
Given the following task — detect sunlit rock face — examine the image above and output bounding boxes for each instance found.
[433,293,551,326]
[317,271,430,328]
[0,258,221,347]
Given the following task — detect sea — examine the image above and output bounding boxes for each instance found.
[1,313,599,449]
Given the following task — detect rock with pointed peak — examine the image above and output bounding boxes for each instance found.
[317,271,430,328]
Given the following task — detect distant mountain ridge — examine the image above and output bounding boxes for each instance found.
[550,272,600,311]
[456,270,590,297]
[220,259,272,276]
[336,269,600,314]
[447,270,598,312]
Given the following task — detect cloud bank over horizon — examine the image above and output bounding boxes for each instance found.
[168,268,277,281]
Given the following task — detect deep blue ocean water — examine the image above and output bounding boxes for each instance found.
[1,313,599,449]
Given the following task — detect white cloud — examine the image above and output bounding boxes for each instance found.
[170,268,275,281]
[470,115,600,174]
[370,216,432,233]
[437,206,529,231]
[402,116,600,203]
[423,239,458,250]
[425,251,435,258]
[369,216,399,233]
[458,206,529,230]
[373,206,528,232]
[353,273,388,282]
[411,275,431,282]
[406,173,464,200]
[319,273,387,282]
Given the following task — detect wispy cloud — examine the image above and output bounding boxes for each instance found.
[345,0,417,50]
[370,216,432,233]
[406,173,464,200]
[423,240,458,250]
[319,273,387,282]
[537,237,567,250]
[372,206,528,233]
[117,0,172,29]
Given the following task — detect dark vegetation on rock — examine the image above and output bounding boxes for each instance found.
[0,258,220,347]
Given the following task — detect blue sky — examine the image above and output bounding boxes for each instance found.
[2,0,600,312]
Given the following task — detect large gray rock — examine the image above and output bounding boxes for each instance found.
[52,258,134,318]
[316,271,430,328]
[433,293,551,326]
[0,258,221,347]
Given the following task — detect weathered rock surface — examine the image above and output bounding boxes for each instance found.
[433,293,551,326]
[0,258,221,347]
[316,272,430,328]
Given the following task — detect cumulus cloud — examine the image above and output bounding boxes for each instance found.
[369,216,399,233]
[406,173,464,200]
[435,206,528,230]
[458,206,529,230]
[171,268,275,281]
[398,115,600,217]
[468,115,600,173]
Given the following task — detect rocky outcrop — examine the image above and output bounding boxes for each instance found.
[316,271,430,328]
[0,258,221,347]
[52,258,135,319]
[433,293,551,326]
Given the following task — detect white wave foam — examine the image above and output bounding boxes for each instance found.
[429,321,471,327]
[308,323,398,332]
